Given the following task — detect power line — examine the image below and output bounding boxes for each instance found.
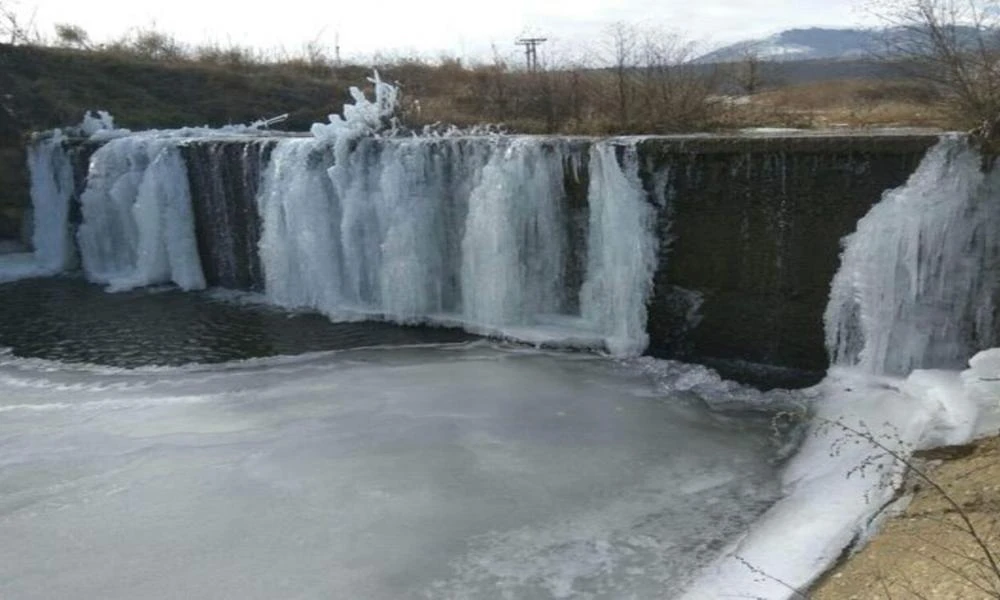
[515,37,547,71]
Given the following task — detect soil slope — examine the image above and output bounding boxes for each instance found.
[812,436,1000,599]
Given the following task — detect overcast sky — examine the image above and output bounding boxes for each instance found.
[21,0,877,62]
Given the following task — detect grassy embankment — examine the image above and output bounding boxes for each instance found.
[0,42,363,238]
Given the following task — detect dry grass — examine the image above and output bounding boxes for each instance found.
[812,436,1000,599]
[0,16,977,134]
[751,79,951,129]
[1,34,959,137]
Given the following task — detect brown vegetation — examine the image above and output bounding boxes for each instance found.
[868,0,1000,134]
[752,79,950,128]
[1,41,955,138]
[0,15,959,137]
[812,435,1000,599]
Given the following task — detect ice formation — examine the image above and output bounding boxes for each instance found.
[12,75,660,355]
[256,135,656,355]
[826,135,1000,375]
[80,110,117,136]
[310,70,399,147]
[0,344,785,600]
[581,142,657,356]
[0,131,75,283]
[680,362,994,600]
[77,136,205,292]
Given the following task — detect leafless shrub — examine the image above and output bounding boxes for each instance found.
[868,0,1000,133]
[0,0,40,45]
[53,23,90,50]
[102,25,184,61]
[191,42,260,69]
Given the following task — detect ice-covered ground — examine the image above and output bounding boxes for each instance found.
[0,343,789,600]
[681,350,1000,599]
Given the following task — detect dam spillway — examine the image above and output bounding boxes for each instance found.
[636,133,936,382]
[17,130,942,385]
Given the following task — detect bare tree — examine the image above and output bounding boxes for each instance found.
[869,0,1000,133]
[605,21,638,127]
[737,47,763,95]
[0,0,40,45]
[636,28,721,131]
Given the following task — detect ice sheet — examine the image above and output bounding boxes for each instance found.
[0,344,787,600]
[681,352,999,599]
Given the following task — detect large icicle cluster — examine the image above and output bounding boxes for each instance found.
[16,80,661,356]
[0,131,75,283]
[77,137,205,292]
[825,135,1000,375]
[581,143,657,356]
[257,135,658,356]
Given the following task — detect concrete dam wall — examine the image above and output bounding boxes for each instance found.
[11,131,941,386]
[637,134,937,384]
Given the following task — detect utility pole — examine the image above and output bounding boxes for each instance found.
[515,37,547,71]
[335,31,341,66]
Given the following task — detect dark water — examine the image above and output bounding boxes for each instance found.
[0,277,473,367]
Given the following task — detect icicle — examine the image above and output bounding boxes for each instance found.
[460,139,567,325]
[254,135,659,355]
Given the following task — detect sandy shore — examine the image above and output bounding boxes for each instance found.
[810,435,1000,599]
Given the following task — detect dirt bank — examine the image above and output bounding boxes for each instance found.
[811,435,1000,599]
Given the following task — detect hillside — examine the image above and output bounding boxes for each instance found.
[700,25,985,64]
[0,44,367,133]
[700,28,882,63]
[0,43,371,238]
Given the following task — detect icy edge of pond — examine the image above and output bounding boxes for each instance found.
[681,348,1000,600]
[206,289,633,356]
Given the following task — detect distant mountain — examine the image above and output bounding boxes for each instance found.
[700,26,992,64]
[699,28,880,63]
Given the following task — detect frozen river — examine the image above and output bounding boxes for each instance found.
[0,281,788,599]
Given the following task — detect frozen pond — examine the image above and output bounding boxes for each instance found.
[0,282,788,599]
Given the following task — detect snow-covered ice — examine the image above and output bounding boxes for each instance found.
[0,343,787,600]
[681,358,999,599]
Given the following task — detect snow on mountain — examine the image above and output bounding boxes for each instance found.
[700,28,879,63]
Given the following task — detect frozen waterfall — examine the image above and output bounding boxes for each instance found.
[28,132,77,273]
[686,135,1000,600]
[582,142,657,356]
[77,136,205,292]
[256,135,658,355]
[825,135,1000,375]
[0,132,75,283]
